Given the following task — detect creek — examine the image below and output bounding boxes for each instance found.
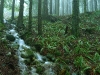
[5,23,57,75]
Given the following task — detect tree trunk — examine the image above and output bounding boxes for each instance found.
[0,0,4,24]
[84,0,86,13]
[71,0,79,37]
[90,0,94,11]
[94,0,97,11]
[11,0,15,21]
[50,0,52,15]
[55,0,59,16]
[62,0,64,15]
[28,0,32,32]
[17,0,24,29]
[38,0,42,35]
[43,0,48,20]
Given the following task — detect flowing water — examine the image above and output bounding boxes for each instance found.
[5,23,56,75]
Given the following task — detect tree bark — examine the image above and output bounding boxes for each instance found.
[28,0,32,31]
[72,0,79,37]
[55,0,59,16]
[17,0,24,28]
[84,0,86,13]
[94,0,97,11]
[0,0,4,24]
[12,0,15,21]
[43,0,48,20]
[38,0,42,35]
[50,0,52,15]
[62,0,64,15]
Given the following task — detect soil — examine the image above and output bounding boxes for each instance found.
[0,39,20,75]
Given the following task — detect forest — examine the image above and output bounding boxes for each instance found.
[0,0,100,75]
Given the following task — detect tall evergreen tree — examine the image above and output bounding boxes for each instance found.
[11,0,15,21]
[43,0,48,20]
[72,0,79,37]
[0,0,4,24]
[84,0,86,13]
[55,0,59,16]
[94,0,97,11]
[28,0,32,31]
[62,0,64,15]
[38,0,42,35]
[17,0,24,29]
[50,0,52,15]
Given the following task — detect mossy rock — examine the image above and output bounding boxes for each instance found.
[24,58,31,65]
[11,44,19,49]
[21,50,34,58]
[6,34,15,42]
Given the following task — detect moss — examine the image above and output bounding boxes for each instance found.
[21,49,34,58]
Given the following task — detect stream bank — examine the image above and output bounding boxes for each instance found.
[0,23,20,75]
[1,11,100,75]
[3,21,59,75]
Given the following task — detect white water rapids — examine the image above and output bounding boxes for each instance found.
[5,23,56,75]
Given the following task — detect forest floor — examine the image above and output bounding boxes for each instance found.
[0,11,100,75]
[0,24,20,75]
[22,11,100,75]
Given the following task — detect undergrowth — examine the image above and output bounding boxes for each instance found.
[22,11,100,75]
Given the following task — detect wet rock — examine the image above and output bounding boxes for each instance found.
[21,50,34,58]
[24,58,31,65]
[31,73,39,75]
[6,52,11,56]
[31,67,39,75]
[6,34,15,42]
[13,55,18,60]
[34,52,43,62]
[42,62,57,75]
[10,44,19,49]
[43,69,56,75]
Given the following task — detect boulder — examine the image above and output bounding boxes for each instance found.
[21,50,34,58]
[6,34,15,42]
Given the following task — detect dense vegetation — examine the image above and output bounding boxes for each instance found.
[0,23,20,75]
[0,0,100,75]
[22,11,100,75]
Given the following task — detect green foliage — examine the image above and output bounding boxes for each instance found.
[74,56,86,69]
[19,11,100,74]
[0,23,5,38]
[0,23,5,31]
[93,52,100,63]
